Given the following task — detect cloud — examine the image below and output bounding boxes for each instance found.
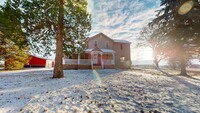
[0,0,5,5]
[87,0,160,61]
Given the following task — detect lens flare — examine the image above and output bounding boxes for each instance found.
[178,0,194,15]
[92,70,102,86]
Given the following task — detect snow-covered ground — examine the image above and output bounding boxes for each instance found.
[0,68,200,113]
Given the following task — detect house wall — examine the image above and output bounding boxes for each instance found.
[113,43,131,65]
[63,33,131,69]
[88,34,114,49]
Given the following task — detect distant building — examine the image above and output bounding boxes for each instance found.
[25,55,54,68]
[63,33,131,69]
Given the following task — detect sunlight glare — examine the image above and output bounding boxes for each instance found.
[92,70,102,86]
[141,49,153,60]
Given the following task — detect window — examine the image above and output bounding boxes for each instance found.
[120,44,123,50]
[106,42,108,48]
[106,54,112,59]
[95,41,97,47]
[120,57,125,62]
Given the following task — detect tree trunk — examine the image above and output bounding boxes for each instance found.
[0,31,6,59]
[172,62,176,70]
[53,0,64,78]
[179,56,188,76]
[153,56,159,69]
[155,61,159,68]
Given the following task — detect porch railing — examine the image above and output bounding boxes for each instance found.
[64,59,78,64]
[103,59,114,65]
[64,59,91,65]
[64,59,114,65]
[79,59,91,65]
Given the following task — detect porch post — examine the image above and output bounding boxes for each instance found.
[112,53,115,65]
[78,53,80,65]
[62,57,65,64]
[100,52,103,69]
[90,53,93,69]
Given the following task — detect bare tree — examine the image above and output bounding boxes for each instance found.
[137,25,167,68]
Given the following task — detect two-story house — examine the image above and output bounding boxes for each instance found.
[63,33,131,69]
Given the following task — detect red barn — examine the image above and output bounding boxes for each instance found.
[25,55,54,68]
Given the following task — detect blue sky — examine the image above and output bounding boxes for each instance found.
[0,0,160,61]
[0,1,5,5]
[87,0,160,61]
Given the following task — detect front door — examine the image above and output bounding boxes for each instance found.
[93,54,98,64]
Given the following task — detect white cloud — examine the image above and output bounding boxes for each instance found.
[87,0,160,61]
[0,0,5,5]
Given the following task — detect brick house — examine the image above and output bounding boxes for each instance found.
[63,33,131,69]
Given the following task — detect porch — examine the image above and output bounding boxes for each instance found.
[63,48,115,69]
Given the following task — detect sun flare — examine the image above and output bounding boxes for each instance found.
[140,49,153,60]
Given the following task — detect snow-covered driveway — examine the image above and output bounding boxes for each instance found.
[0,68,200,113]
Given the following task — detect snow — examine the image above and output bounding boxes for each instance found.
[85,48,115,53]
[101,49,115,53]
[0,68,200,113]
[113,39,131,44]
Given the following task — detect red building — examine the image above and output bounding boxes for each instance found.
[25,55,54,68]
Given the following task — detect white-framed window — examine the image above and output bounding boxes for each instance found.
[106,42,109,48]
[95,41,97,47]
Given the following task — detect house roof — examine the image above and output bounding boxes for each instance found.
[88,32,114,42]
[85,47,115,53]
[113,39,131,44]
[30,55,53,61]
[101,49,115,53]
[88,32,131,44]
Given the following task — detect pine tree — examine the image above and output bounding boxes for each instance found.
[152,0,200,76]
[4,39,30,70]
[0,0,29,69]
[21,0,91,78]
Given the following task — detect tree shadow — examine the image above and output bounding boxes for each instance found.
[0,69,125,113]
[158,69,200,92]
[159,68,200,81]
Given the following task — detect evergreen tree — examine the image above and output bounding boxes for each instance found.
[4,39,30,70]
[0,0,27,46]
[0,0,29,69]
[152,0,200,75]
[19,0,91,78]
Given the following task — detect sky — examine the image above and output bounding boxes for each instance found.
[0,1,4,5]
[87,0,160,61]
[0,0,160,62]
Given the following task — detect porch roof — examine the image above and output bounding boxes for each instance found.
[85,48,115,53]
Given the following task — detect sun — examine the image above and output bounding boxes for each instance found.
[140,49,153,60]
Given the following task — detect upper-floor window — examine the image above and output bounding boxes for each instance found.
[120,44,123,50]
[95,41,97,47]
[106,42,108,48]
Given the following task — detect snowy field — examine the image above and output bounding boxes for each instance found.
[0,68,200,113]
